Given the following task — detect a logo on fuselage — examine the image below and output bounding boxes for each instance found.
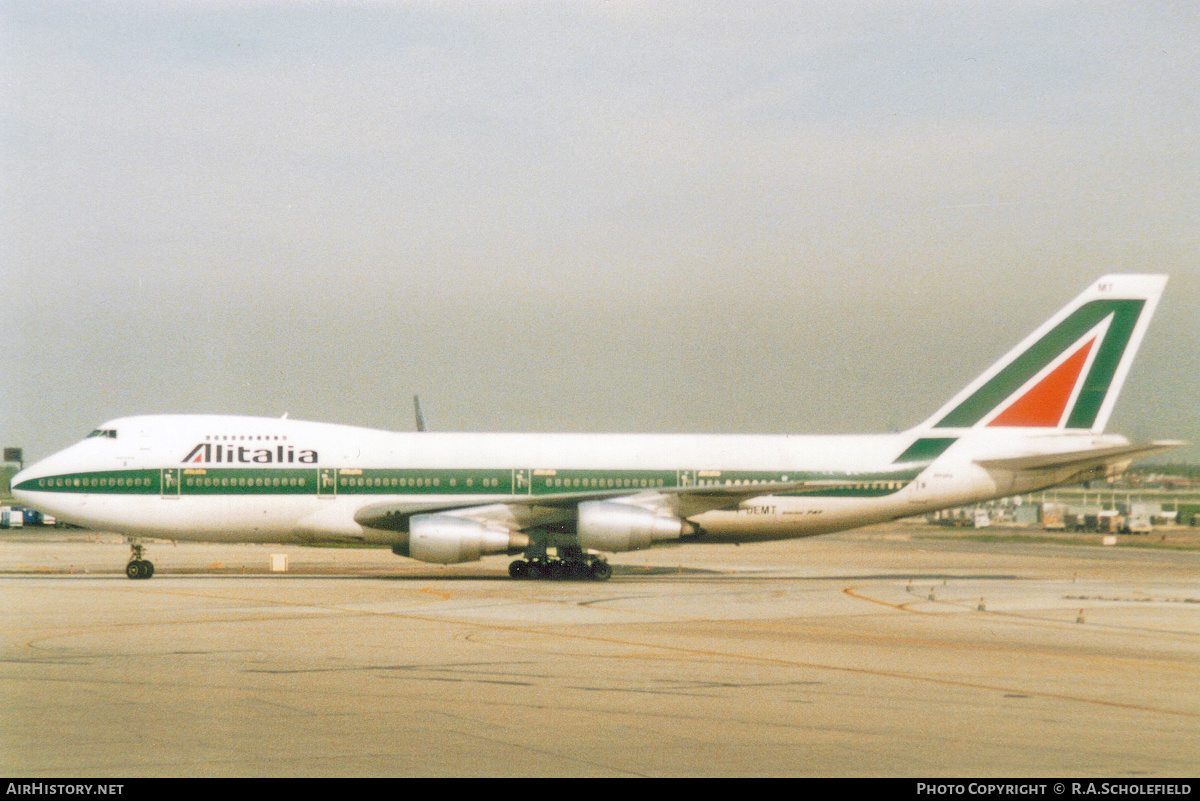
[181,443,318,464]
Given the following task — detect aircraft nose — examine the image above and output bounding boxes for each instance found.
[9,467,30,501]
[9,458,50,503]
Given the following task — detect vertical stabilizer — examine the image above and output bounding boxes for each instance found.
[916,275,1166,433]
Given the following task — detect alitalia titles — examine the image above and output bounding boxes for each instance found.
[182,443,318,465]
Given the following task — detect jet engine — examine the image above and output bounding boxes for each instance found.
[401,514,528,564]
[576,501,695,552]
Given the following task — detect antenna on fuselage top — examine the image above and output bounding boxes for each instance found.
[413,395,426,432]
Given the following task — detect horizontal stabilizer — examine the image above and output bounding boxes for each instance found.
[974,440,1185,473]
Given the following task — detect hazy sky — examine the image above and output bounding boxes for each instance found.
[3,1,1199,463]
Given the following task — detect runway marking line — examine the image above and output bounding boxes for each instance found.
[842,585,933,614]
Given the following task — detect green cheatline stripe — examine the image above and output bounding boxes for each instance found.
[22,470,162,494]
[779,466,923,498]
[787,486,901,498]
[536,468,677,494]
[334,468,515,495]
[934,299,1144,429]
[183,468,315,495]
[18,465,923,498]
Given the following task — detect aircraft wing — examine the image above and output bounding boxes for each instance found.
[353,477,842,533]
[974,440,1186,473]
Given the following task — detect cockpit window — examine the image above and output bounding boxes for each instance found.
[87,429,118,439]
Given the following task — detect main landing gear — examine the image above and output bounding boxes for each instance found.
[508,556,612,581]
[125,540,154,580]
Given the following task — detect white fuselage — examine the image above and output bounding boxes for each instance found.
[12,414,1127,549]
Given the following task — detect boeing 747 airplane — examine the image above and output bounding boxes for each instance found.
[12,275,1181,580]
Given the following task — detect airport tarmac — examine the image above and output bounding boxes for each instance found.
[1,526,1197,777]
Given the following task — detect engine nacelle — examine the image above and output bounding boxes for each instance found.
[403,514,528,565]
[576,501,693,553]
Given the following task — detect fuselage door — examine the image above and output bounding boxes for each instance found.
[161,468,180,499]
[318,468,337,499]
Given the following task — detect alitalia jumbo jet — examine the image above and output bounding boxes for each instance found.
[12,275,1182,581]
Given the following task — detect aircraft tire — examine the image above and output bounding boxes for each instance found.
[508,560,528,579]
[589,561,612,582]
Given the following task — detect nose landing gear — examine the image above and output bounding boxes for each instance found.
[125,540,155,580]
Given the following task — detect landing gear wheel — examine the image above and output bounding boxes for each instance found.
[125,540,153,580]
[125,560,153,580]
[512,555,611,581]
[589,560,612,582]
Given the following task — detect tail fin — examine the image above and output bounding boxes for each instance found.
[917,275,1167,433]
